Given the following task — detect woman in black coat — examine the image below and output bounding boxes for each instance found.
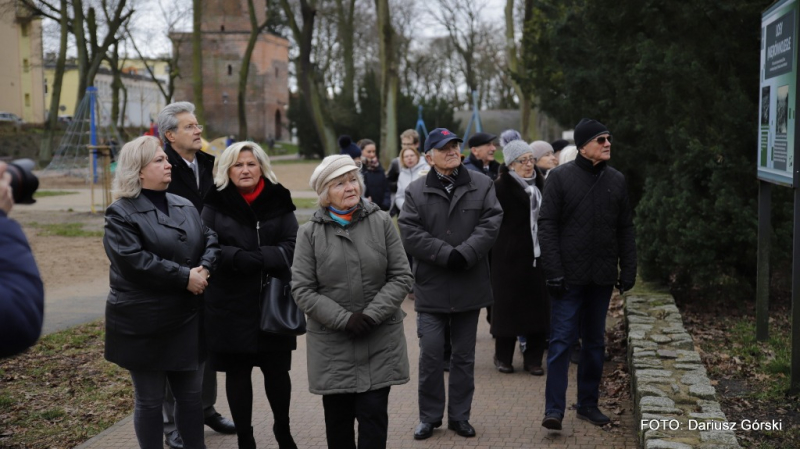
[104,136,219,449]
[201,142,299,449]
[489,140,550,376]
[357,138,391,211]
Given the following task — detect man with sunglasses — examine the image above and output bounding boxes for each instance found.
[156,102,236,448]
[538,118,637,431]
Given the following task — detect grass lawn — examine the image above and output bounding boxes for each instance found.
[34,190,78,199]
[0,320,133,449]
[26,222,104,237]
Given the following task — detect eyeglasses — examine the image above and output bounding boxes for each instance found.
[594,135,612,144]
[514,157,535,165]
[182,124,203,132]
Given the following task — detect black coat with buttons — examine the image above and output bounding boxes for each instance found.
[201,179,299,357]
[398,166,503,313]
[103,193,220,371]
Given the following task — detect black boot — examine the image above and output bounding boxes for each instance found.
[274,421,298,449]
[237,426,256,449]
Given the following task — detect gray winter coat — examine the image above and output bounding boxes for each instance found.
[398,167,503,313]
[291,201,413,395]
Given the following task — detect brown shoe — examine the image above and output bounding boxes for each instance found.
[493,356,514,373]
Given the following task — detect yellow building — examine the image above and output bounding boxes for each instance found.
[44,65,80,119]
[0,0,45,123]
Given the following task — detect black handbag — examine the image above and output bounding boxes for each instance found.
[259,247,306,336]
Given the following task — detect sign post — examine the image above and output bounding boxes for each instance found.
[759,0,800,391]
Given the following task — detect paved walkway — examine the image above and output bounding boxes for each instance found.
[77,301,636,449]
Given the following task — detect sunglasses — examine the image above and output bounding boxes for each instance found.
[594,135,612,144]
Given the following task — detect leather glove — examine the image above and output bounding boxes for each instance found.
[546,277,568,300]
[234,250,263,275]
[345,313,375,338]
[447,250,468,271]
[616,279,635,295]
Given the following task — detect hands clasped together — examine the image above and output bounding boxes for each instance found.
[187,266,211,295]
[345,312,376,339]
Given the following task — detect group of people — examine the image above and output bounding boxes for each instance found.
[101,98,636,449]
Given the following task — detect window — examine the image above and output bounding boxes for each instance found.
[221,25,225,32]
[275,67,279,78]
[25,93,30,107]
[23,59,29,72]
[228,64,232,76]
[21,23,28,37]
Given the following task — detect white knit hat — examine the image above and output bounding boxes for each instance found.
[529,141,554,161]
[502,140,533,165]
[309,155,360,195]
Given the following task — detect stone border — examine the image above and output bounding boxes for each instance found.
[625,294,740,449]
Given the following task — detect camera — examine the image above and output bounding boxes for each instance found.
[6,159,39,204]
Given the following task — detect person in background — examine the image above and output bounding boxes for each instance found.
[157,101,235,448]
[558,145,579,166]
[499,129,522,147]
[0,161,44,359]
[201,142,299,449]
[357,138,391,211]
[292,155,413,448]
[462,132,500,180]
[539,119,637,430]
[400,128,503,440]
[550,139,569,163]
[489,140,549,376]
[103,136,220,449]
[528,141,559,177]
[387,129,421,216]
[338,135,362,164]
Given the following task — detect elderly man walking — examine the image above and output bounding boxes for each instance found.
[399,128,503,440]
[538,118,637,430]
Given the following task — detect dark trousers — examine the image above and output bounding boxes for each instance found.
[495,332,547,367]
[130,366,205,449]
[544,284,612,417]
[321,387,391,449]
[226,362,294,447]
[163,361,218,433]
[417,309,480,423]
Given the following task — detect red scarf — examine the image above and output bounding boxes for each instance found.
[239,177,265,204]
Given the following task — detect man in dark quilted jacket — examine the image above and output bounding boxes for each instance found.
[538,118,637,431]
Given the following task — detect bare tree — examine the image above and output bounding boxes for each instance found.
[191,0,205,127]
[374,0,398,166]
[237,0,269,140]
[505,0,538,138]
[279,0,337,155]
[334,0,356,106]
[42,0,69,161]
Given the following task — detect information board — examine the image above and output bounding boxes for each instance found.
[759,0,798,187]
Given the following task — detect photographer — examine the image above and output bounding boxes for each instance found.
[0,161,44,358]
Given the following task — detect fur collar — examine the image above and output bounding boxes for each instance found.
[204,178,296,225]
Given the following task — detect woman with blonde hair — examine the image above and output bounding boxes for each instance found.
[201,142,299,448]
[104,135,219,449]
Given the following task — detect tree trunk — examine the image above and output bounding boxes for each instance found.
[375,0,398,167]
[334,0,356,106]
[238,0,269,140]
[192,0,205,127]
[43,0,69,163]
[73,0,88,103]
[280,0,337,155]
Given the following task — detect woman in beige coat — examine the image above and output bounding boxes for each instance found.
[291,155,413,449]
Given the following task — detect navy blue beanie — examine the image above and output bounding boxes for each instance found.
[338,135,362,159]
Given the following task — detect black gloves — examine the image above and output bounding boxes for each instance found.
[345,312,375,338]
[546,277,568,299]
[233,249,263,275]
[616,279,635,295]
[447,250,468,271]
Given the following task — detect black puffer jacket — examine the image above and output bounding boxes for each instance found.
[201,179,298,355]
[538,153,636,286]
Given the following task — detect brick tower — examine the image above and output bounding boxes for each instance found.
[171,0,288,141]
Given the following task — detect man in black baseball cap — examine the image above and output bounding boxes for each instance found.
[463,132,500,180]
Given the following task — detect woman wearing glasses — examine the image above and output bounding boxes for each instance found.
[489,140,550,376]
